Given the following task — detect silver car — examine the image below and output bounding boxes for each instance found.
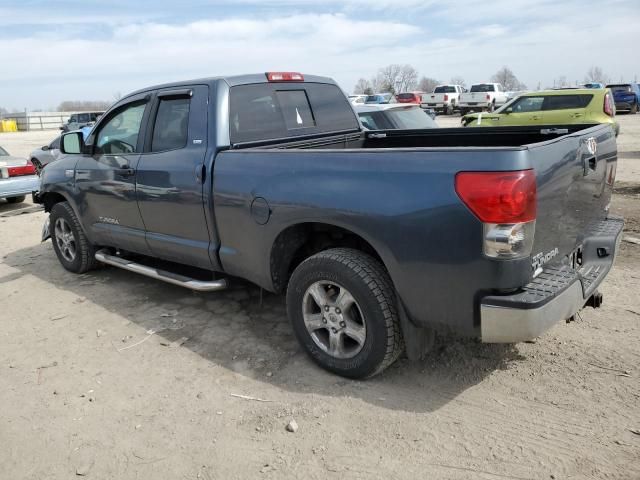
[30,135,61,174]
[0,146,39,204]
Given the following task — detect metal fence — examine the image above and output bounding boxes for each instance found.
[2,112,69,131]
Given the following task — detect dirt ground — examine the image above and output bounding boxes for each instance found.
[1,116,639,480]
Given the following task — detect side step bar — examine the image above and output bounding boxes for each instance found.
[95,249,228,292]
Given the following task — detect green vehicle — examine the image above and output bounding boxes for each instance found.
[461,88,619,135]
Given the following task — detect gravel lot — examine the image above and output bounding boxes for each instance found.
[1,116,639,479]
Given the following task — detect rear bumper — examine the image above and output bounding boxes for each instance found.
[614,101,636,111]
[459,102,490,109]
[480,216,624,342]
[0,175,39,199]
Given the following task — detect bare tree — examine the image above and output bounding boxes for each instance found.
[373,64,418,94]
[417,76,440,93]
[371,73,393,93]
[584,66,609,85]
[491,66,527,91]
[450,76,466,88]
[353,78,372,95]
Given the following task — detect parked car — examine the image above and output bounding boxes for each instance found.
[421,85,464,115]
[395,91,425,105]
[30,135,61,174]
[355,104,438,130]
[605,83,640,113]
[60,111,103,133]
[36,72,623,379]
[348,94,367,105]
[459,83,509,114]
[364,93,395,104]
[461,88,619,135]
[583,83,604,89]
[0,146,39,204]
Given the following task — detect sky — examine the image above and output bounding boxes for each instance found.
[1,0,639,111]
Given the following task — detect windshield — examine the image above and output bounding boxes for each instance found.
[607,84,632,94]
[0,146,8,156]
[434,86,456,93]
[470,84,495,93]
[359,107,437,130]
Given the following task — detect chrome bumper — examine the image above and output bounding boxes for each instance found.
[480,216,624,343]
[481,282,585,342]
[0,175,39,199]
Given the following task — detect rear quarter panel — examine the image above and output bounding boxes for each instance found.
[213,147,535,334]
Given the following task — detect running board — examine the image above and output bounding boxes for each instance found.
[95,250,228,292]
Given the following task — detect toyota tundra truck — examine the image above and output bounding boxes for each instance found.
[35,72,623,379]
[459,82,509,115]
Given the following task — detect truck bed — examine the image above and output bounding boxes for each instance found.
[215,123,617,334]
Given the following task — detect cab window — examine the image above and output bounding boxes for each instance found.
[151,97,191,152]
[542,95,593,110]
[95,102,146,155]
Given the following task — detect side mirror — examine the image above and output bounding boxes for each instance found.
[41,145,49,151]
[60,132,86,154]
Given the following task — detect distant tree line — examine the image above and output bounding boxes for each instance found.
[354,64,616,95]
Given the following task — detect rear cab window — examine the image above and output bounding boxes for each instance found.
[229,83,359,144]
[470,84,496,93]
[434,86,456,93]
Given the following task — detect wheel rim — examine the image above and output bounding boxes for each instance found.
[54,217,77,262]
[302,281,367,359]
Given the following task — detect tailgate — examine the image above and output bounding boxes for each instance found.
[528,125,617,268]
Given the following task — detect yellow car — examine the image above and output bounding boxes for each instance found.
[461,88,619,135]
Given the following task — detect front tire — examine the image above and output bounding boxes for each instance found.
[286,248,404,379]
[50,202,98,274]
[6,195,26,204]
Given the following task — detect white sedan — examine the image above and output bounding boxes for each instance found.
[0,146,39,204]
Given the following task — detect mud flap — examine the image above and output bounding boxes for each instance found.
[41,216,50,242]
[397,296,435,361]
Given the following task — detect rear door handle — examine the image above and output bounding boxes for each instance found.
[114,167,135,177]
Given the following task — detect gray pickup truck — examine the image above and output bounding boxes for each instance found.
[35,72,623,378]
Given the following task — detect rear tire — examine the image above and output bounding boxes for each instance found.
[631,103,638,114]
[286,248,404,379]
[6,195,26,204]
[50,202,98,274]
[487,101,495,113]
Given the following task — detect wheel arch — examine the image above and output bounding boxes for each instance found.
[269,221,389,293]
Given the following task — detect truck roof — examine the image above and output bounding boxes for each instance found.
[125,73,337,98]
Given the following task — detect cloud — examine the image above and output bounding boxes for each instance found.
[1,1,639,109]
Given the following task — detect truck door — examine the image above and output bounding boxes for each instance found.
[135,85,216,269]
[75,95,152,255]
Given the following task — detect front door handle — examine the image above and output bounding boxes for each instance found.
[114,167,135,177]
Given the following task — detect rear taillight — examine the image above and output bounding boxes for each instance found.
[444,94,449,102]
[486,94,491,101]
[604,93,614,117]
[266,72,304,82]
[8,161,36,177]
[455,170,536,259]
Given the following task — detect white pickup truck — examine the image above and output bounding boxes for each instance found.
[421,85,464,115]
[459,83,509,114]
